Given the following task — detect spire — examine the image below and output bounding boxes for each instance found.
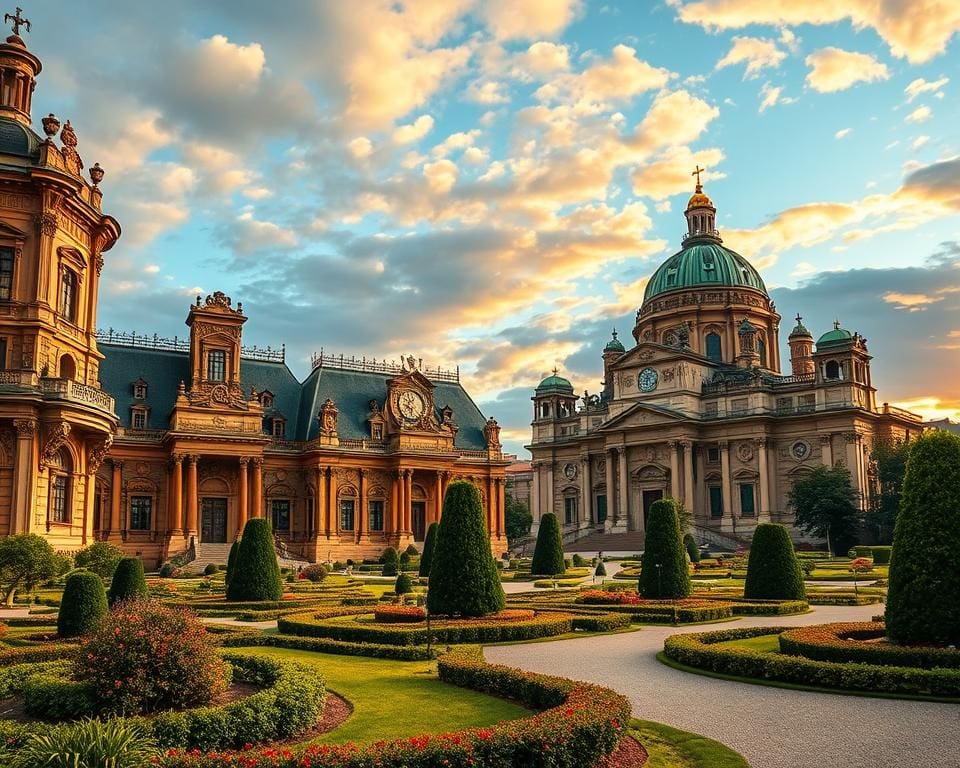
[683,166,719,243]
[0,7,41,125]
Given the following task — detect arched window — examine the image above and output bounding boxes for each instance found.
[59,269,77,322]
[757,337,767,367]
[705,332,722,362]
[59,354,76,380]
[825,360,841,380]
[207,349,226,382]
[48,448,72,524]
[539,402,551,419]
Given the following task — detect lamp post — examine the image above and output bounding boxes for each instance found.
[655,562,662,599]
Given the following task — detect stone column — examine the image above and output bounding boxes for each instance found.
[604,451,616,531]
[617,447,628,531]
[669,440,681,499]
[169,454,183,534]
[185,456,198,536]
[719,441,732,531]
[251,458,263,519]
[434,472,443,526]
[316,467,326,537]
[237,457,248,535]
[497,477,506,538]
[11,419,36,534]
[110,460,123,537]
[530,462,541,525]
[328,469,338,535]
[83,471,97,545]
[682,440,695,513]
[403,469,413,535]
[486,475,495,533]
[357,469,367,542]
[580,454,591,526]
[545,462,555,518]
[845,433,864,509]
[820,434,833,467]
[757,438,770,522]
[391,472,400,534]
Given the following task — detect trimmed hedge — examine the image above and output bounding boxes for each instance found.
[639,499,691,599]
[730,600,809,616]
[107,557,148,606]
[57,571,108,638]
[226,519,282,602]
[684,533,701,563]
[663,626,960,698]
[743,523,805,601]
[23,674,96,719]
[220,632,435,660]
[531,513,565,576]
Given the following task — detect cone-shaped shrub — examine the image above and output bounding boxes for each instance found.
[683,534,701,563]
[887,431,960,645]
[595,560,607,577]
[743,523,805,600]
[226,519,282,602]
[107,557,148,607]
[427,480,505,617]
[419,522,439,577]
[381,547,400,577]
[531,512,565,576]
[58,571,108,638]
[395,572,413,595]
[638,499,691,599]
[224,539,240,587]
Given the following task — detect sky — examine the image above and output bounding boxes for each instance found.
[21,0,960,457]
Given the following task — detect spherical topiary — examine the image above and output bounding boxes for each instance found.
[887,431,960,646]
[743,523,806,600]
[395,572,413,595]
[381,547,400,577]
[302,563,327,583]
[158,562,174,578]
[399,551,411,566]
[226,519,282,602]
[224,539,239,587]
[419,521,439,577]
[638,499,691,599]
[530,513,565,576]
[683,534,701,563]
[58,571,108,638]
[107,557,148,607]
[426,480,505,617]
[75,598,228,715]
[405,544,419,557]
[203,563,218,576]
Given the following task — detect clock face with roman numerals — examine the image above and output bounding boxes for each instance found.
[398,390,426,420]
[638,367,658,392]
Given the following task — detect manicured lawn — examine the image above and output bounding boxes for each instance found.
[714,634,780,653]
[631,719,750,768]
[238,647,528,746]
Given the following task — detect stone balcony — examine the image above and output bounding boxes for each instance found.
[37,377,115,415]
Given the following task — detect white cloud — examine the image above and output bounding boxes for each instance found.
[905,76,950,102]
[804,47,889,92]
[466,80,511,104]
[758,82,782,112]
[522,41,571,74]
[835,128,851,139]
[480,0,582,40]
[906,106,932,123]
[716,35,787,78]
[348,137,374,159]
[392,115,436,144]
[911,136,930,150]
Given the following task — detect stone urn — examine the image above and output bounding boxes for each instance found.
[41,113,59,139]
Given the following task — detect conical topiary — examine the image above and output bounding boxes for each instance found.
[426,480,505,617]
[58,571,108,637]
[419,522,439,577]
[530,512,565,576]
[743,523,805,600]
[225,539,239,587]
[886,431,960,645]
[595,560,607,578]
[638,499,691,599]
[107,557,148,607]
[381,547,400,577]
[395,572,413,595]
[683,533,701,563]
[226,519,282,602]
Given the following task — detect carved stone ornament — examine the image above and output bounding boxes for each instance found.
[483,417,502,450]
[563,462,577,480]
[736,442,755,463]
[59,120,84,176]
[205,291,234,309]
[319,398,339,435]
[13,419,36,437]
[35,211,58,237]
[86,435,112,475]
[661,367,676,382]
[40,421,71,468]
[790,440,810,461]
[638,348,655,361]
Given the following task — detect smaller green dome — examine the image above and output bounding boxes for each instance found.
[789,314,812,338]
[0,118,41,159]
[604,329,625,353]
[536,369,574,394]
[817,321,852,346]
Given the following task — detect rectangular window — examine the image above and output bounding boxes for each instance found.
[272,419,285,437]
[59,269,77,322]
[132,409,147,430]
[709,486,723,518]
[704,402,718,418]
[339,499,355,531]
[776,397,794,414]
[564,496,577,525]
[0,247,12,300]
[372,424,383,440]
[369,500,384,531]
[50,474,69,523]
[798,394,816,413]
[0,337,6,370]
[207,349,226,382]
[271,499,290,531]
[130,496,152,530]
[739,484,756,517]
[596,494,607,524]
[731,398,748,415]
[706,447,720,464]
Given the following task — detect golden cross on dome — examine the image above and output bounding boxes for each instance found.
[552,367,559,376]
[692,164,704,190]
[795,314,803,324]
[4,7,29,36]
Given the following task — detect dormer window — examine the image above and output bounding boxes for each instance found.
[260,392,274,409]
[271,417,286,437]
[207,349,226,382]
[372,423,383,440]
[132,379,148,399]
[130,405,148,430]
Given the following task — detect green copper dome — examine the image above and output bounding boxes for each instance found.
[604,329,625,353]
[536,371,574,395]
[817,323,853,347]
[643,242,767,302]
[0,118,41,159]
[789,315,812,338]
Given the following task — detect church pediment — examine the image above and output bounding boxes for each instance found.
[612,341,711,369]
[597,402,691,431]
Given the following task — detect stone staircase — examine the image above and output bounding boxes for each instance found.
[183,543,234,574]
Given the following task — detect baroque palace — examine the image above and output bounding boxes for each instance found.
[0,26,508,566]
[528,171,922,548]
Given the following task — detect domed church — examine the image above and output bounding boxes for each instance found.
[527,175,922,549]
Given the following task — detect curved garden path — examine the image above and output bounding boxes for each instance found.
[485,605,960,768]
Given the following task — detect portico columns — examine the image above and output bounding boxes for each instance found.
[169,454,183,534]
[486,475,495,533]
[820,434,833,467]
[403,469,413,535]
[669,441,681,499]
[604,451,615,531]
[110,460,122,538]
[251,458,263,519]
[328,469,338,535]
[496,477,505,538]
[580,455,591,526]
[357,469,367,542]
[617,447,628,530]
[434,472,443,526]
[315,466,326,536]
[391,472,400,534]
[545,462,555,518]
[11,419,36,534]
[719,441,732,531]
[757,438,771,522]
[237,457,249,535]
[530,463,541,524]
[185,456,198,536]
[682,440,695,513]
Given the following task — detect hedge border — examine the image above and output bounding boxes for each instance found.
[663,626,960,698]
[220,631,435,660]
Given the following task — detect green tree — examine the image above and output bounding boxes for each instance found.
[107,557,148,606]
[787,464,861,555]
[58,571,108,638]
[886,431,960,645]
[868,439,911,544]
[224,539,240,587]
[0,534,57,607]
[381,547,400,577]
[427,480,505,617]
[419,521,439,577]
[683,533,701,563]
[504,492,532,542]
[74,542,124,579]
[743,523,806,600]
[674,500,693,533]
[226,519,282,601]
[530,513,565,575]
[638,499,690,599]
[395,572,413,595]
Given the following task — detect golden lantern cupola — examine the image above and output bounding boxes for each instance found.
[0,8,40,126]
[684,165,720,243]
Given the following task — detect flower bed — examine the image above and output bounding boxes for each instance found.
[576,590,642,605]
[805,593,884,606]
[663,626,960,698]
[374,605,427,623]
[156,647,631,768]
[730,600,808,616]
[597,599,735,623]
[779,622,960,669]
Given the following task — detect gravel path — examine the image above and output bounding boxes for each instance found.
[485,605,960,768]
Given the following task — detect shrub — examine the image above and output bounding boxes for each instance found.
[203,563,218,576]
[638,499,690,599]
[226,519,282,602]
[73,542,124,579]
[108,557,148,607]
[405,544,419,556]
[871,545,892,565]
[595,560,607,577]
[684,534,701,563]
[301,563,327,583]
[395,572,413,595]
[427,480,506,617]
[75,599,229,715]
[531,513,565,576]
[0,533,58,607]
[743,523,805,601]
[12,718,156,768]
[57,572,108,638]
[800,559,816,578]
[375,605,426,623]
[381,547,400,577]
[22,675,96,719]
[399,551,411,566]
[222,632,433,660]
[887,431,960,646]
[159,562,175,578]
[571,554,585,567]
[419,522,439,577]
[224,540,239,587]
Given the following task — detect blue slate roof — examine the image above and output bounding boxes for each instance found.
[99,344,488,450]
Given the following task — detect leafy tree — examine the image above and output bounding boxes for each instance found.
[868,439,911,544]
[683,533,701,563]
[886,431,960,645]
[743,523,805,600]
[395,572,413,595]
[58,571,108,638]
[427,480,505,617]
[381,547,400,577]
[504,493,533,542]
[226,519,282,601]
[638,499,691,599]
[0,534,57,607]
[107,557,148,606]
[419,521,439,577]
[73,542,124,579]
[530,513,565,575]
[787,464,861,555]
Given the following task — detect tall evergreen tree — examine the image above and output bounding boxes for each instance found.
[787,464,861,555]
[886,431,960,645]
[427,480,505,617]
[224,539,240,588]
[226,519,282,602]
[638,499,690,599]
[419,521,439,577]
[743,523,805,600]
[107,557,148,606]
[530,513,565,575]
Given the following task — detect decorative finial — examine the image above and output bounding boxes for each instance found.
[611,328,618,341]
[4,7,30,38]
[41,114,59,139]
[795,313,803,325]
[88,162,104,187]
[691,164,704,192]
[552,366,559,376]
[833,318,841,330]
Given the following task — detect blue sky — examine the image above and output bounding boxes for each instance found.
[21,1,960,456]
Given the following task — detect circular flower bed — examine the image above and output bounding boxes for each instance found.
[374,605,426,623]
